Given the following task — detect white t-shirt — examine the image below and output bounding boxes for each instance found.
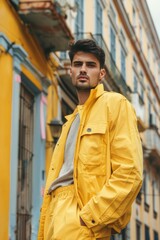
[48,113,80,193]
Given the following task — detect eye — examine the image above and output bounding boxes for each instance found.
[73,62,82,67]
[87,63,96,68]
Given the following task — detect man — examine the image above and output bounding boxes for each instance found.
[38,39,143,240]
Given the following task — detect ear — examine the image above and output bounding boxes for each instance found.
[99,68,106,81]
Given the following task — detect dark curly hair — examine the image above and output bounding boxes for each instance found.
[68,39,105,69]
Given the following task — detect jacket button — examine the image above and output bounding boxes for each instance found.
[87,128,92,132]
[91,219,95,224]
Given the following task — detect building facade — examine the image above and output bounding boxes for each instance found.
[1,0,160,240]
[57,0,160,240]
[0,1,73,240]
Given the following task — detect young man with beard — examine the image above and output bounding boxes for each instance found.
[38,39,143,240]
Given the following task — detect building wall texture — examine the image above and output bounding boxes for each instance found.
[0,0,160,240]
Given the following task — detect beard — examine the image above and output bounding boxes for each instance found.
[74,82,98,91]
[75,85,94,91]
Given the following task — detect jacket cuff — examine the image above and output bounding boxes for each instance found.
[79,204,100,229]
[80,206,112,238]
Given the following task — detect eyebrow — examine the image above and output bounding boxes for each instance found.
[73,61,97,65]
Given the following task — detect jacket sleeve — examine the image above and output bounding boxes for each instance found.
[79,97,143,232]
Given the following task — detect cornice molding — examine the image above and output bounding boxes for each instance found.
[139,0,160,58]
[0,33,13,53]
[113,0,160,104]
[0,32,50,92]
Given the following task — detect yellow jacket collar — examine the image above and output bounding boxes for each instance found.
[87,83,104,102]
[65,84,104,121]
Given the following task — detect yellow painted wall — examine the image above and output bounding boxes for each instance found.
[0,52,13,239]
[0,1,60,238]
[0,0,50,78]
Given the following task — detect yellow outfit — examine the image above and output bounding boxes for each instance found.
[38,84,143,240]
[44,185,109,240]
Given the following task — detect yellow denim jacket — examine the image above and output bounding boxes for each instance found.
[38,84,143,239]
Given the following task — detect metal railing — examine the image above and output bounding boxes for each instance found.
[144,128,160,157]
[131,92,145,122]
[93,33,131,100]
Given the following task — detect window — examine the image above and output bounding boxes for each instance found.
[96,0,103,34]
[140,84,144,102]
[136,221,141,240]
[121,47,126,81]
[75,0,84,38]
[10,0,19,6]
[60,51,67,59]
[143,171,150,211]
[120,30,126,81]
[110,3,116,22]
[133,55,137,69]
[133,74,138,92]
[121,228,127,240]
[110,26,116,63]
[147,44,151,66]
[152,180,158,218]
[120,29,126,44]
[110,236,115,240]
[141,88,144,103]
[16,84,34,240]
[139,24,143,48]
[153,56,157,77]
[153,181,156,212]
[148,100,151,125]
[132,7,136,28]
[136,188,142,204]
[145,225,150,240]
[139,72,144,102]
[154,231,159,240]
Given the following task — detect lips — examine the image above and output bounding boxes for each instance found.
[77,75,89,80]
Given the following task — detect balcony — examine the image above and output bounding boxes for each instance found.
[131,92,146,132]
[10,0,73,53]
[114,0,160,103]
[144,126,160,165]
[149,113,158,130]
[92,34,131,100]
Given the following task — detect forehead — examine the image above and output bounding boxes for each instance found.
[72,51,99,64]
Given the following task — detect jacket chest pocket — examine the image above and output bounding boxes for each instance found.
[78,123,107,174]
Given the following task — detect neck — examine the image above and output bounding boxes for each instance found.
[77,90,90,105]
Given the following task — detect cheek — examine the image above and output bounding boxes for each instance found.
[71,68,77,75]
[92,72,101,80]
[71,72,77,83]
[71,72,76,78]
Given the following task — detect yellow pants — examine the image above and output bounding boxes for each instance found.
[44,185,110,240]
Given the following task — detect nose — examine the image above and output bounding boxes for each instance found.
[80,63,87,74]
